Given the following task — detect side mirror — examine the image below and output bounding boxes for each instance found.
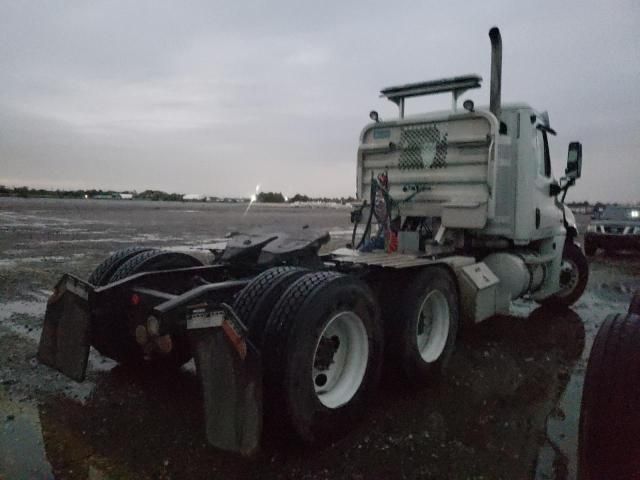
[565,142,582,179]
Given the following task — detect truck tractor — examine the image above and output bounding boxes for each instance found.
[38,27,588,456]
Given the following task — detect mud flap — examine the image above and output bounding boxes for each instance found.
[37,275,92,382]
[187,303,262,456]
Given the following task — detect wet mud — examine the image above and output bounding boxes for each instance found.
[1,198,638,479]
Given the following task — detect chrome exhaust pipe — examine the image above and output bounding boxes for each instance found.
[489,27,502,119]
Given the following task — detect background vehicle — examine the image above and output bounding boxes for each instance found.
[585,205,640,255]
[38,27,588,455]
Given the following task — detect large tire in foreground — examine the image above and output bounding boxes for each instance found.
[386,266,459,384]
[262,271,383,443]
[92,250,204,366]
[541,242,589,308]
[87,246,152,286]
[579,312,640,480]
[232,266,308,346]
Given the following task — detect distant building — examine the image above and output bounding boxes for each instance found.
[118,193,133,200]
[182,193,206,201]
[567,203,593,215]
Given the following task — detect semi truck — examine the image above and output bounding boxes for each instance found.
[38,27,588,455]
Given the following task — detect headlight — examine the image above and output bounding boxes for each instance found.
[587,224,597,232]
[631,210,639,219]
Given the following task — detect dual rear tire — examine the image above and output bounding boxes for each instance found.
[235,269,384,443]
[232,266,459,443]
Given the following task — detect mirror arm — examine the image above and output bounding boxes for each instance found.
[559,177,575,202]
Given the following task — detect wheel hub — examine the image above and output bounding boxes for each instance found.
[557,259,579,297]
[312,311,368,409]
[416,290,450,363]
[314,335,341,371]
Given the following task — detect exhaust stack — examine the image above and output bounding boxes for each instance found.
[489,27,502,119]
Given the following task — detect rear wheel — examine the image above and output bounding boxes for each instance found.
[579,312,640,480]
[109,249,203,284]
[386,266,459,384]
[262,271,383,443]
[92,250,203,366]
[87,246,152,286]
[232,266,308,345]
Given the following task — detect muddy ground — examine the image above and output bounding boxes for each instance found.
[1,198,638,480]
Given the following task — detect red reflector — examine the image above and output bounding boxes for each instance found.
[222,319,247,360]
[130,293,141,306]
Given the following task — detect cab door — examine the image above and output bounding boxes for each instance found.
[531,125,563,239]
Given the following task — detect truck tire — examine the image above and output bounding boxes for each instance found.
[542,242,589,307]
[232,266,308,345]
[578,312,640,480]
[386,266,459,384]
[92,250,203,366]
[262,271,383,443]
[87,246,152,286]
[109,249,203,283]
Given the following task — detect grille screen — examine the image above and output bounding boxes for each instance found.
[398,125,448,170]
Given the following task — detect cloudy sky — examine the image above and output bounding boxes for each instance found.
[1,0,638,201]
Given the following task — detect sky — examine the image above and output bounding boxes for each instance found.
[1,0,638,202]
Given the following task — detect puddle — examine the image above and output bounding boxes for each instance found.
[0,398,53,479]
[0,256,82,269]
[130,233,185,242]
[0,300,47,321]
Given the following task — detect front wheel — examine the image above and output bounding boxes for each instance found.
[542,242,589,307]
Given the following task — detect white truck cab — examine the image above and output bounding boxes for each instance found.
[353,27,586,313]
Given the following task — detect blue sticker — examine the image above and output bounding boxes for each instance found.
[373,129,391,139]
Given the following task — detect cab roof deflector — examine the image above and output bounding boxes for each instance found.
[381,74,482,118]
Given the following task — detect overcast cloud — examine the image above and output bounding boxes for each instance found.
[1,0,638,201]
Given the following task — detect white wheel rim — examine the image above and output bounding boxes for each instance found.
[557,259,579,298]
[312,311,368,409]
[416,290,450,363]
